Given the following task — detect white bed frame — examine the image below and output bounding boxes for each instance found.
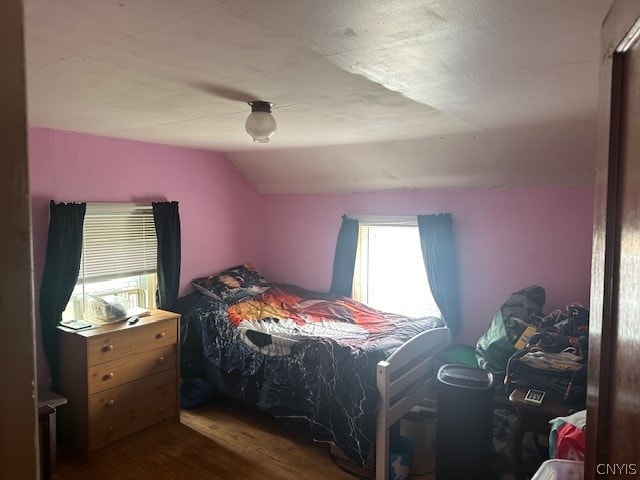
[375,326,451,480]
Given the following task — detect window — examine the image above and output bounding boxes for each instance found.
[62,203,157,322]
[352,216,440,318]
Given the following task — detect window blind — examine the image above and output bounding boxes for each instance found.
[350,215,417,227]
[79,203,157,282]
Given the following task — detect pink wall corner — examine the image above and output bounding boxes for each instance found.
[29,127,263,385]
[261,187,595,347]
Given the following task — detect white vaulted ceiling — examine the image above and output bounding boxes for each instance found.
[24,0,611,192]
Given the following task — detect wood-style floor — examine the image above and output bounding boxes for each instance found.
[54,397,435,479]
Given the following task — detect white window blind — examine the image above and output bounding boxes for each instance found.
[79,203,157,283]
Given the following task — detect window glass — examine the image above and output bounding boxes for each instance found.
[352,224,440,318]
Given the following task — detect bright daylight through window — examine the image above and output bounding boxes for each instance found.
[62,203,157,323]
[352,218,441,319]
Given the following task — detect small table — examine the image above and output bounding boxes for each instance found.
[508,387,572,480]
[37,388,67,480]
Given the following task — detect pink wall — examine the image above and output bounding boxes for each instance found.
[28,128,595,380]
[29,127,263,384]
[261,188,594,347]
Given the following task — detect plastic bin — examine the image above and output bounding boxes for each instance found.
[388,435,414,480]
[400,409,437,452]
[436,364,495,480]
[531,460,584,480]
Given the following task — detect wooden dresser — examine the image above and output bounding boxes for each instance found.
[57,309,180,456]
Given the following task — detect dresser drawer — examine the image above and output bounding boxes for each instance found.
[89,369,177,450]
[89,344,176,394]
[58,310,180,456]
[88,318,177,366]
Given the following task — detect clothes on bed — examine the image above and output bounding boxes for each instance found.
[176,283,444,466]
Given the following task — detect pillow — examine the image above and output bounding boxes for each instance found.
[192,263,270,304]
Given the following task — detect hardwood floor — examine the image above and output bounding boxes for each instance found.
[54,397,435,479]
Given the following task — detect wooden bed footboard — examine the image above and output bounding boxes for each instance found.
[375,326,451,480]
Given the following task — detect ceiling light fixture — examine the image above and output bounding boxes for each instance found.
[245,101,277,143]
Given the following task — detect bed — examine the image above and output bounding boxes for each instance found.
[176,265,450,480]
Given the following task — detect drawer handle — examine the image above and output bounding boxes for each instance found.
[156,356,165,364]
[103,372,114,381]
[105,400,115,408]
[156,332,165,339]
[107,426,114,435]
[102,344,114,353]
[158,406,165,413]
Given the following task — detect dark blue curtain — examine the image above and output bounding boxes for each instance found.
[329,215,359,297]
[39,201,86,390]
[153,201,181,311]
[417,213,461,336]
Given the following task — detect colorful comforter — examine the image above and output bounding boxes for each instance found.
[177,283,443,465]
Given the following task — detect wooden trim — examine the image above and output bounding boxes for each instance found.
[586,47,621,476]
[0,0,39,477]
[586,2,640,477]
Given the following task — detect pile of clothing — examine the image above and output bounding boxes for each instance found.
[549,410,587,461]
[476,286,589,406]
[505,304,589,406]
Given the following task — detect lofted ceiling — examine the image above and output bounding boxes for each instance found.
[24,0,611,193]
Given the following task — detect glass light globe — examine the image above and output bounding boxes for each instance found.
[245,111,277,143]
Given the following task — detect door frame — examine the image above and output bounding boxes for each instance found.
[586,1,640,477]
[0,0,39,478]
